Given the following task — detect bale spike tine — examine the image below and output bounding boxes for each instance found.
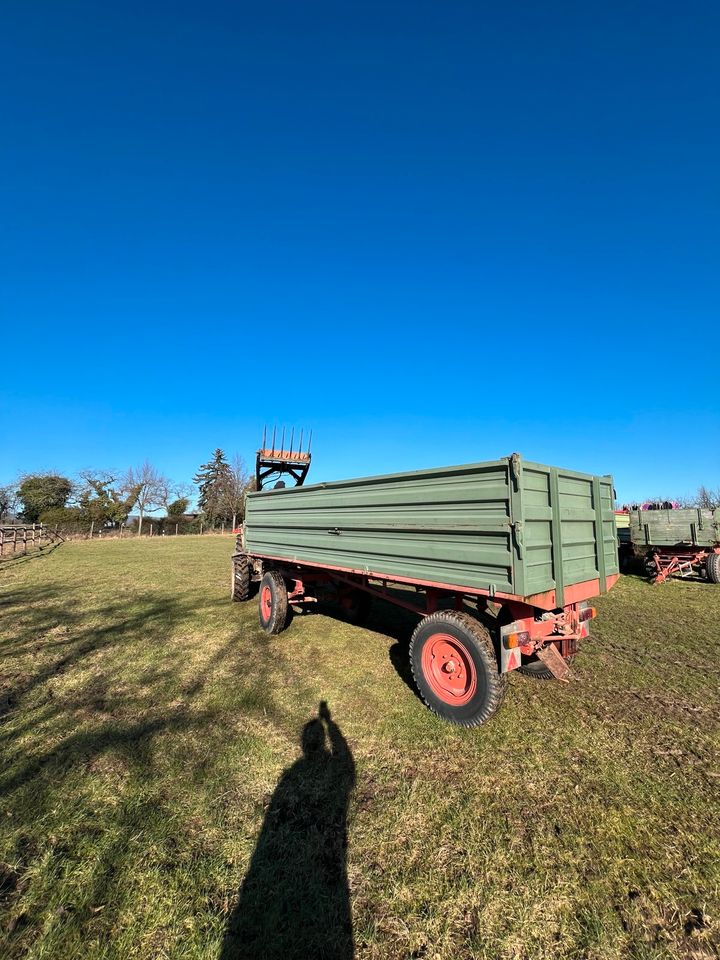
[262,425,267,449]
[299,428,304,455]
[308,429,313,453]
[271,426,276,457]
[280,426,286,454]
[289,427,294,457]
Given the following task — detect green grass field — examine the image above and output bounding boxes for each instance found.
[1,537,718,959]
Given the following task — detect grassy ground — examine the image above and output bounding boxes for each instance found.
[0,537,718,960]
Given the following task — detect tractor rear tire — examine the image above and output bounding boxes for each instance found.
[706,553,720,584]
[231,556,251,601]
[518,654,576,680]
[258,571,290,634]
[409,610,507,727]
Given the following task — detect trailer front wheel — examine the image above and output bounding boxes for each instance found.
[258,571,290,634]
[409,611,507,727]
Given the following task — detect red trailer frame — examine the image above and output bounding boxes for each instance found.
[233,546,615,686]
[644,545,720,584]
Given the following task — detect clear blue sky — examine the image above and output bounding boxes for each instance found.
[2,1,718,502]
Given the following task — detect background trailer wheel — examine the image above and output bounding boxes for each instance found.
[707,553,720,584]
[409,610,507,728]
[231,555,251,601]
[258,570,290,634]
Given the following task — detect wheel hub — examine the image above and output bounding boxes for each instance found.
[261,585,272,620]
[421,633,477,705]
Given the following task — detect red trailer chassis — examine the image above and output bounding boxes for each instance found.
[645,545,720,584]
[233,547,614,688]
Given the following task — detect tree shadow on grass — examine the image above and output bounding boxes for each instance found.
[221,702,355,960]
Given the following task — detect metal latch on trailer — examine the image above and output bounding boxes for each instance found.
[511,520,524,559]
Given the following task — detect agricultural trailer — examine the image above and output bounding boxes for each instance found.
[231,453,619,727]
[628,507,720,584]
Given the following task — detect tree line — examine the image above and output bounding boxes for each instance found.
[0,449,254,533]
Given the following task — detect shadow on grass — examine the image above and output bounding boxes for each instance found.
[0,539,65,568]
[0,583,288,798]
[221,701,355,960]
[290,592,424,702]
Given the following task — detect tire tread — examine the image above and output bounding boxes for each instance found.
[231,555,251,601]
[409,609,507,728]
[258,570,289,634]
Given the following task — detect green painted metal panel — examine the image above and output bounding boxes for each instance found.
[629,508,720,547]
[244,455,618,602]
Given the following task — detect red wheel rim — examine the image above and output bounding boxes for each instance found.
[260,585,272,621]
[421,632,477,705]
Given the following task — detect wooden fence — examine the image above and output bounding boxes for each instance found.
[0,524,64,558]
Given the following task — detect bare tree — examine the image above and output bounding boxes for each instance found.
[697,485,720,510]
[224,454,253,529]
[158,481,194,513]
[123,461,169,535]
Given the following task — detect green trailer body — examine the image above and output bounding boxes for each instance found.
[630,508,720,548]
[244,454,618,609]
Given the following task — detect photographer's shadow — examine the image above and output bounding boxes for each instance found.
[220,703,355,960]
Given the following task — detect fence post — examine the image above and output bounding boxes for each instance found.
[89,520,94,540]
[175,523,179,536]
[23,526,27,555]
[200,522,203,535]
[0,529,4,557]
[221,522,225,536]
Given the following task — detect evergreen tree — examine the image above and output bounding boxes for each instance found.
[193,449,232,524]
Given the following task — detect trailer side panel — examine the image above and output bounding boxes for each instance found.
[245,455,618,602]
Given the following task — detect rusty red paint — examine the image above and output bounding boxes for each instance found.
[258,449,311,462]
[249,552,616,611]
[421,633,477,705]
[648,547,715,584]
[260,585,272,621]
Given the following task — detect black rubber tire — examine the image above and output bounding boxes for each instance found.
[231,556,251,601]
[644,552,658,579]
[706,553,720,584]
[339,588,373,625]
[258,571,289,634]
[518,653,576,681]
[409,610,507,728]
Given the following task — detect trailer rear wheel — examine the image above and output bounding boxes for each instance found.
[258,571,290,634]
[231,556,251,601]
[409,610,507,727]
[707,553,720,584]
[518,654,576,680]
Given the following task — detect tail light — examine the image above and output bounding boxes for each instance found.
[579,606,596,623]
[504,630,530,649]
